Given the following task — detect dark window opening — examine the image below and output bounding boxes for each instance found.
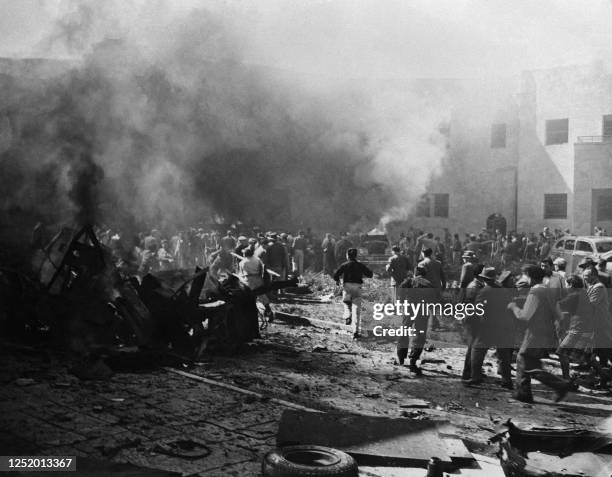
[544,193,567,219]
[545,118,569,145]
[603,114,612,138]
[597,195,612,221]
[433,194,449,218]
[416,195,431,217]
[564,239,575,251]
[491,123,507,148]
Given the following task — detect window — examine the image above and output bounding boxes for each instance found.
[491,123,506,148]
[433,193,449,217]
[603,115,612,138]
[545,118,569,145]
[553,239,564,249]
[596,195,612,221]
[564,239,575,251]
[416,195,431,217]
[576,240,594,253]
[544,194,567,219]
[596,241,612,253]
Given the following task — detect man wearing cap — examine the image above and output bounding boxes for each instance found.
[386,246,412,302]
[333,248,373,339]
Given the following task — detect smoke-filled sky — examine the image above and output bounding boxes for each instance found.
[3,0,612,78]
[1,0,612,236]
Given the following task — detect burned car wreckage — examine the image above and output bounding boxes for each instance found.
[1,225,297,374]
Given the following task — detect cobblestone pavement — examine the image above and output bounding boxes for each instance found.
[2,305,612,476]
[0,354,277,476]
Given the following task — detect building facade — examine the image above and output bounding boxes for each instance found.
[412,62,612,236]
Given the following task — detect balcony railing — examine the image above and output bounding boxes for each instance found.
[576,135,612,143]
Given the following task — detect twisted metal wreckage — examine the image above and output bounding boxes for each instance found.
[1,225,297,374]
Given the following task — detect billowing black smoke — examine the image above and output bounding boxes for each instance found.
[0,1,449,243]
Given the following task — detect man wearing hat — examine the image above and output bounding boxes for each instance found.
[333,248,373,339]
[462,266,499,386]
[266,234,289,281]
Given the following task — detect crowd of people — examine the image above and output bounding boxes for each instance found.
[376,226,612,404]
[97,221,612,404]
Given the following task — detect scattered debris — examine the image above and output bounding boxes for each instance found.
[276,410,474,469]
[154,438,211,459]
[399,399,430,408]
[15,378,36,386]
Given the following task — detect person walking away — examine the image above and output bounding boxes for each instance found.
[386,246,411,303]
[396,267,435,375]
[239,247,273,319]
[266,235,289,281]
[508,265,571,403]
[418,247,446,330]
[333,248,373,340]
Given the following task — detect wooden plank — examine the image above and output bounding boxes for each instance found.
[443,437,475,466]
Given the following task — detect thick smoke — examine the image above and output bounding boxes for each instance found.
[0,0,450,238]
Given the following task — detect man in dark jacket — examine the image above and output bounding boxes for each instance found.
[334,233,353,265]
[334,248,373,339]
[397,267,436,375]
[508,265,570,403]
[386,246,411,302]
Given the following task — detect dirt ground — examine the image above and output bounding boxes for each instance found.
[2,273,612,476]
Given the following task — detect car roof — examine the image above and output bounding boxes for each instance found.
[556,235,612,241]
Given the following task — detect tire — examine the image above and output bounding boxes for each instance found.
[262,445,358,477]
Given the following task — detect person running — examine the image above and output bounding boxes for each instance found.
[333,248,373,340]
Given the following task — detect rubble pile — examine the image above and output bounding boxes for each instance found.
[0,225,290,374]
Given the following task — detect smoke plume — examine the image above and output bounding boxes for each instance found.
[0,0,451,239]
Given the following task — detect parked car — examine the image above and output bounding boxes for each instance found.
[549,235,612,272]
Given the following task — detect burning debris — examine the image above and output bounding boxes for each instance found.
[0,224,298,376]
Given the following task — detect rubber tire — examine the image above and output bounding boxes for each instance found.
[262,445,358,477]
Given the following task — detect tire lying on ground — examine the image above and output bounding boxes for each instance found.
[262,445,358,477]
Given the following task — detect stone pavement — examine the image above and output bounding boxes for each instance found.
[0,365,281,476]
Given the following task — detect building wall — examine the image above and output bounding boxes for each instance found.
[418,63,612,236]
[517,64,612,232]
[411,77,520,236]
[574,143,612,234]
